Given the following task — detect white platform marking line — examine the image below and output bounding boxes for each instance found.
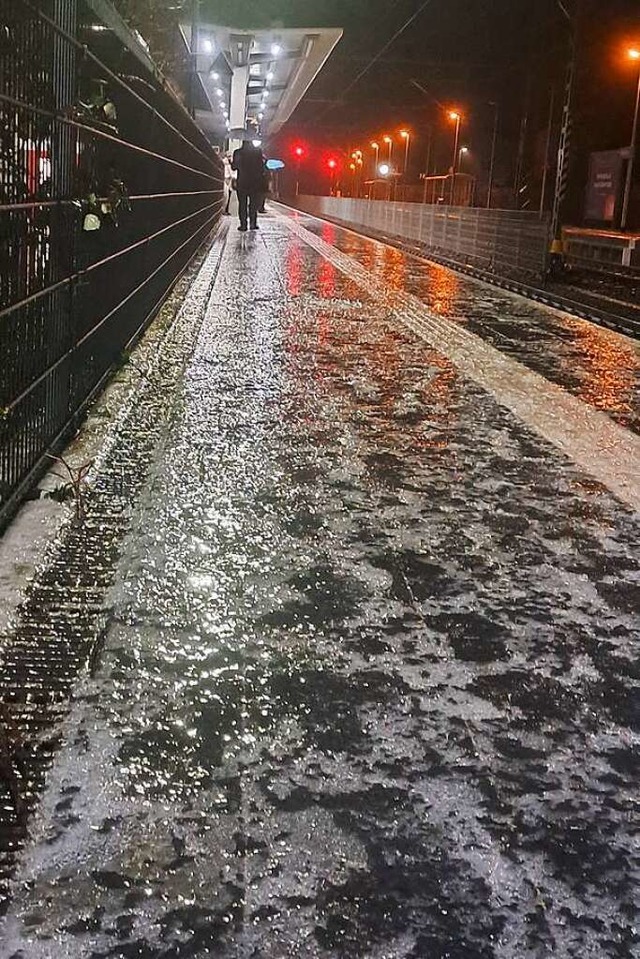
[280,212,640,514]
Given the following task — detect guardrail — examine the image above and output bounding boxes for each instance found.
[294,196,551,280]
[0,0,223,529]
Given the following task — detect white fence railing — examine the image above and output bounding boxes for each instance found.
[294,196,551,279]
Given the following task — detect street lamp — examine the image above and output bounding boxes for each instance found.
[400,130,411,175]
[294,145,305,196]
[327,158,338,195]
[355,155,363,197]
[383,135,393,165]
[621,47,640,230]
[458,146,469,167]
[371,140,380,176]
[448,110,463,204]
[487,101,499,209]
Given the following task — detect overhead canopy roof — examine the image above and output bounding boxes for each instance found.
[179,22,343,143]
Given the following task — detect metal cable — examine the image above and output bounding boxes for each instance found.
[0,192,221,214]
[0,198,223,325]
[313,0,436,123]
[20,0,216,172]
[0,92,218,182]
[5,207,222,414]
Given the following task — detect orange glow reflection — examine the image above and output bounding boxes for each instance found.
[381,244,407,290]
[561,316,639,420]
[429,264,461,316]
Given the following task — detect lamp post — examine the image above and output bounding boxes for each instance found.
[383,135,393,165]
[487,101,499,209]
[400,130,411,175]
[328,158,338,195]
[351,151,363,198]
[458,146,469,169]
[371,141,380,178]
[356,153,363,198]
[449,111,462,204]
[424,126,433,177]
[294,146,304,196]
[621,47,640,231]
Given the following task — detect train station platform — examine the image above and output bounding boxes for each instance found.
[1,206,639,957]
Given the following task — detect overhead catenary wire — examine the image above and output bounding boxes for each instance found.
[314,0,436,121]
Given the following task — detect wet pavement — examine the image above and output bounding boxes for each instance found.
[1,210,639,958]
[292,212,640,435]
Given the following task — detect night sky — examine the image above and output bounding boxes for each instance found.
[202,0,639,206]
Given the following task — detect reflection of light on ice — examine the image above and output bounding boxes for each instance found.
[187,572,215,591]
[429,264,460,316]
[561,314,638,418]
[283,213,640,513]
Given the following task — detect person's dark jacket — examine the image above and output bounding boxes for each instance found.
[231,143,266,193]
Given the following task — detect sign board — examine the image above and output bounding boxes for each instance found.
[266,159,285,171]
[584,150,625,223]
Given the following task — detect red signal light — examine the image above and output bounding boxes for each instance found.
[294,146,305,158]
[327,158,337,170]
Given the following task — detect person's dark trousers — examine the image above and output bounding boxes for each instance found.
[238,190,260,229]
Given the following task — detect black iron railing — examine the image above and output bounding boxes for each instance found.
[0,0,223,528]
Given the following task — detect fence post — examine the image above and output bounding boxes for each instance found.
[51,0,78,415]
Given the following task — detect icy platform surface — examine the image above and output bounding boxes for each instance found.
[2,211,639,958]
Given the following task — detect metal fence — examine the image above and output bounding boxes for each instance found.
[367,174,475,207]
[0,0,223,528]
[295,196,550,280]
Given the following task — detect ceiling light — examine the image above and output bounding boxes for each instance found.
[271,43,281,57]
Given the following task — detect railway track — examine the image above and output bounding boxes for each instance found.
[386,238,640,339]
[302,214,640,340]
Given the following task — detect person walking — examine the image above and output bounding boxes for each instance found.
[258,165,271,214]
[223,154,234,215]
[231,138,265,232]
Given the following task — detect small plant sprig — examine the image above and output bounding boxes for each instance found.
[46,454,94,520]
